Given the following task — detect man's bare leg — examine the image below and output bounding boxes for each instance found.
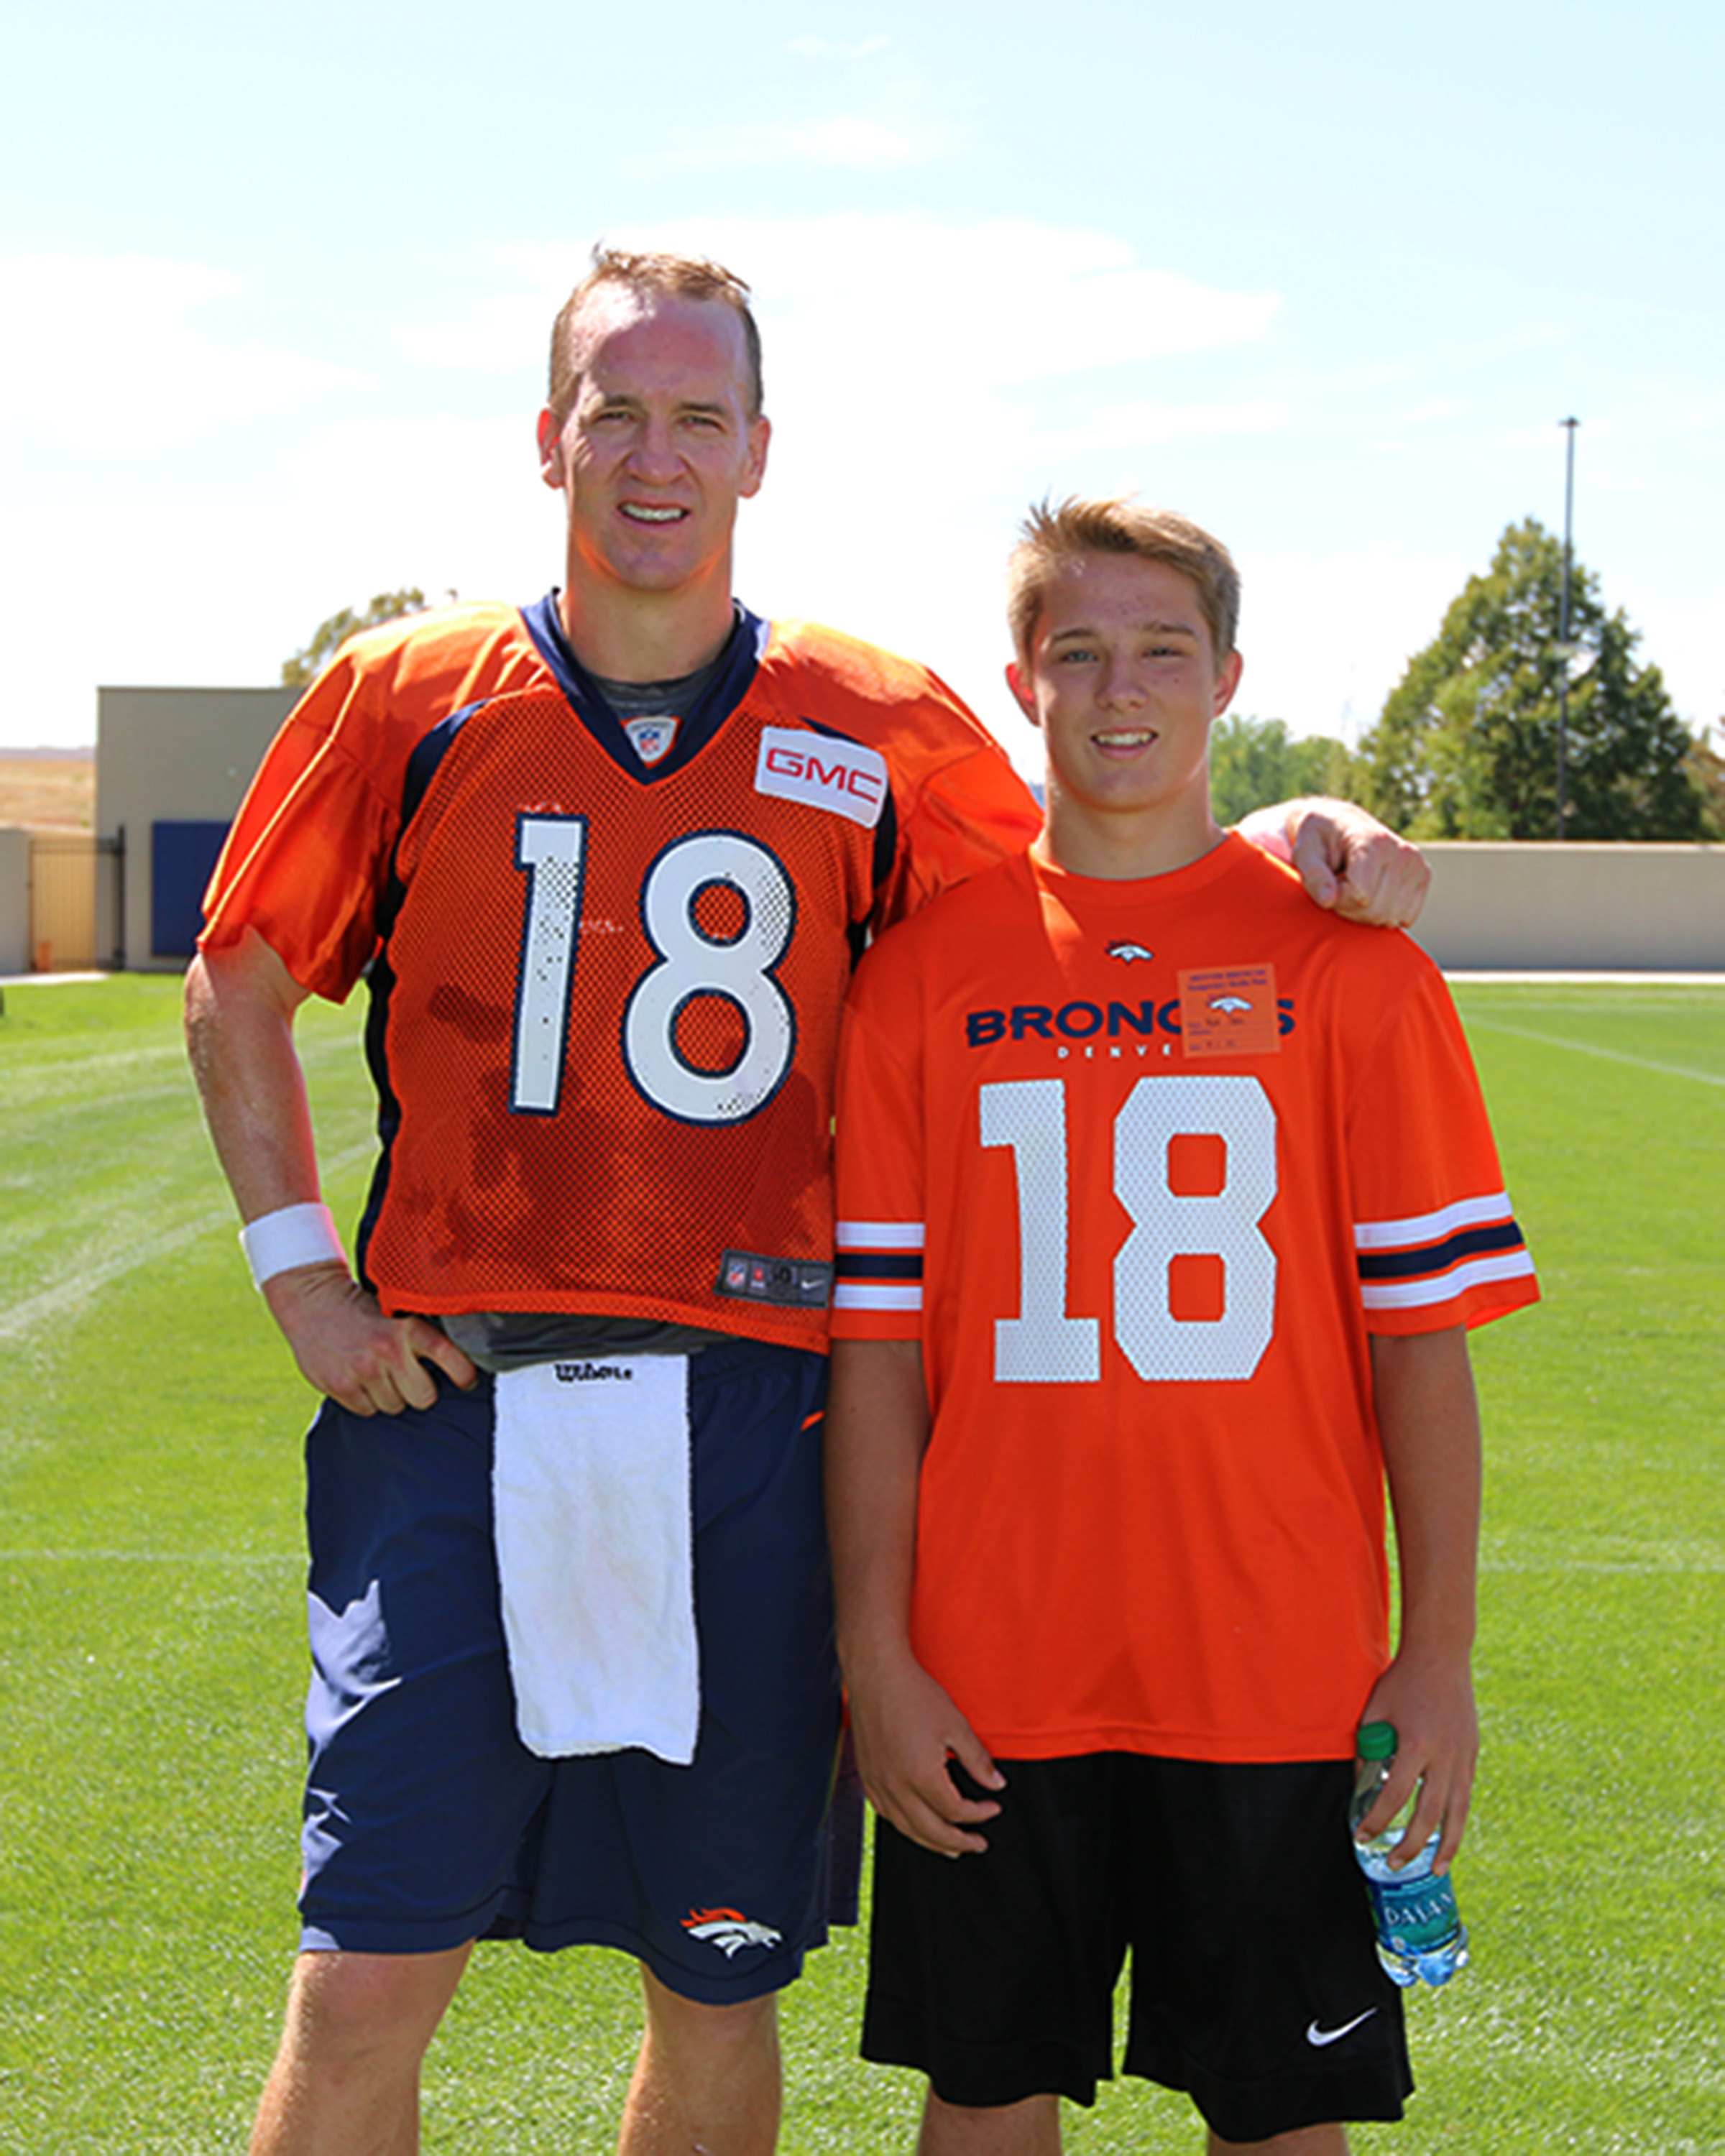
[617,1965,782,2156]
[918,2091,1062,2156]
[249,1945,471,2156]
[1208,2127,1349,2155]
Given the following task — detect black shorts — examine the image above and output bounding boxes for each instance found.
[865,1752,1412,2144]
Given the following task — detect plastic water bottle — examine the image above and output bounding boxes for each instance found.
[1350,1720,1468,1987]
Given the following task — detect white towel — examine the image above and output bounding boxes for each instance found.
[492,1355,699,1764]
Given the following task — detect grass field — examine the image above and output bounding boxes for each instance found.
[1,973,1721,2153]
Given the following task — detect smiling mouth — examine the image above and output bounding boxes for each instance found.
[1094,728,1156,748]
[621,503,687,524]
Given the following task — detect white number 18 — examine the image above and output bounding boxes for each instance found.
[980,1074,1277,1384]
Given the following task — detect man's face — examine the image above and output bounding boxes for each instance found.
[538,287,770,602]
[1006,551,1241,823]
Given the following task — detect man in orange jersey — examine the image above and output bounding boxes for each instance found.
[827,497,1537,2155]
[186,250,1428,2156]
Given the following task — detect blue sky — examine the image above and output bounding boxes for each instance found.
[4,0,1721,775]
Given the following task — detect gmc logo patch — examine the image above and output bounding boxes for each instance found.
[753,727,888,829]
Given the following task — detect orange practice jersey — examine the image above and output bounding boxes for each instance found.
[201,596,1040,1349]
[832,837,1538,1760]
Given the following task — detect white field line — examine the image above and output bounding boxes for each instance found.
[1464,1017,1725,1089]
[1481,1537,1725,1574]
[0,1138,376,1342]
[1481,1554,1725,1574]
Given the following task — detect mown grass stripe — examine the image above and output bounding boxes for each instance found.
[1464,1016,1725,1087]
[0,1138,378,1341]
[0,1549,301,1565]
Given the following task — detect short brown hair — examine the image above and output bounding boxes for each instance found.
[1007,495,1241,668]
[547,246,764,425]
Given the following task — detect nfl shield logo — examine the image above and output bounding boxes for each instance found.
[625,715,680,766]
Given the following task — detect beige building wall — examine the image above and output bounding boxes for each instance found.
[97,686,297,971]
[1409,842,1725,973]
[0,828,30,975]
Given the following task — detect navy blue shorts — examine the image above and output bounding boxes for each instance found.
[865,1754,1412,2142]
[298,1337,840,2004]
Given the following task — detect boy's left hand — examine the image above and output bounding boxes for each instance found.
[1355,1648,1478,1874]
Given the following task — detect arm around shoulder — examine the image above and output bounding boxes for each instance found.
[1236,796,1431,928]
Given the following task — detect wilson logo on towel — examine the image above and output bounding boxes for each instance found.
[553,1362,635,1383]
[681,1907,784,1957]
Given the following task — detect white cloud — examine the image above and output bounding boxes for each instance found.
[1231,546,1474,740]
[394,287,555,374]
[1041,399,1285,456]
[0,254,367,451]
[653,113,933,171]
[0,408,561,748]
[392,217,1279,403]
[576,213,1278,393]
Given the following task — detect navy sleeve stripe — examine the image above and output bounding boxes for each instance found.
[834,1252,926,1282]
[1356,1219,1527,1283]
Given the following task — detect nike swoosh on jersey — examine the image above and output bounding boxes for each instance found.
[1306,2008,1378,2047]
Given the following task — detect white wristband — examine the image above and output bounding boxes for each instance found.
[239,1202,347,1290]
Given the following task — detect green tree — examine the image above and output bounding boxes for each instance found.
[1358,520,1707,839]
[1680,729,1725,840]
[1209,714,1361,827]
[280,589,431,686]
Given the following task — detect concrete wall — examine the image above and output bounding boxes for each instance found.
[97,686,297,971]
[0,827,30,975]
[72,692,1725,980]
[1409,842,1725,972]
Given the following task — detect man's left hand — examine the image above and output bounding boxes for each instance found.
[1237,798,1431,928]
[1284,798,1430,927]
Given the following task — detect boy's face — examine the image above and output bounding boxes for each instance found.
[1006,550,1241,826]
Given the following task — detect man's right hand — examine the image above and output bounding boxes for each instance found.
[262,1261,479,1415]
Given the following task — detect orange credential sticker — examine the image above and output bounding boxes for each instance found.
[1177,964,1280,1058]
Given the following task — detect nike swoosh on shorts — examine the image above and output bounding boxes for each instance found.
[1306,2008,1379,2047]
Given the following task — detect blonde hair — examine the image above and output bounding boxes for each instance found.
[548,246,763,425]
[1007,495,1240,666]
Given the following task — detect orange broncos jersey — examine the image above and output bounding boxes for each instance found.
[201,596,1040,1349]
[832,836,1538,1761]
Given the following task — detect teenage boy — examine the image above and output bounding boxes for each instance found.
[825,497,1539,2155]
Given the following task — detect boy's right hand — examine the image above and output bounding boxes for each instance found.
[847,1654,1006,1857]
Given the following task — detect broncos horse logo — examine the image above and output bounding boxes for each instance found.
[682,1907,785,1958]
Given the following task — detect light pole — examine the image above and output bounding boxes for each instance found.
[1556,417,1580,840]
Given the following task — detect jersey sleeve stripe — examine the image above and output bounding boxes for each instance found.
[1353,1192,1519,1250]
[1361,1249,1538,1311]
[1356,1217,1528,1282]
[834,1252,925,1282]
[835,1220,926,1250]
[833,1283,924,1312]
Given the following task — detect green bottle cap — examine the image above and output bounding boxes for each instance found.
[1357,1720,1397,1760]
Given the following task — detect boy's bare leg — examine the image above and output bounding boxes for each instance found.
[617,1965,781,2156]
[917,2091,1062,2156]
[1208,2127,1349,2154]
[249,1945,472,2156]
